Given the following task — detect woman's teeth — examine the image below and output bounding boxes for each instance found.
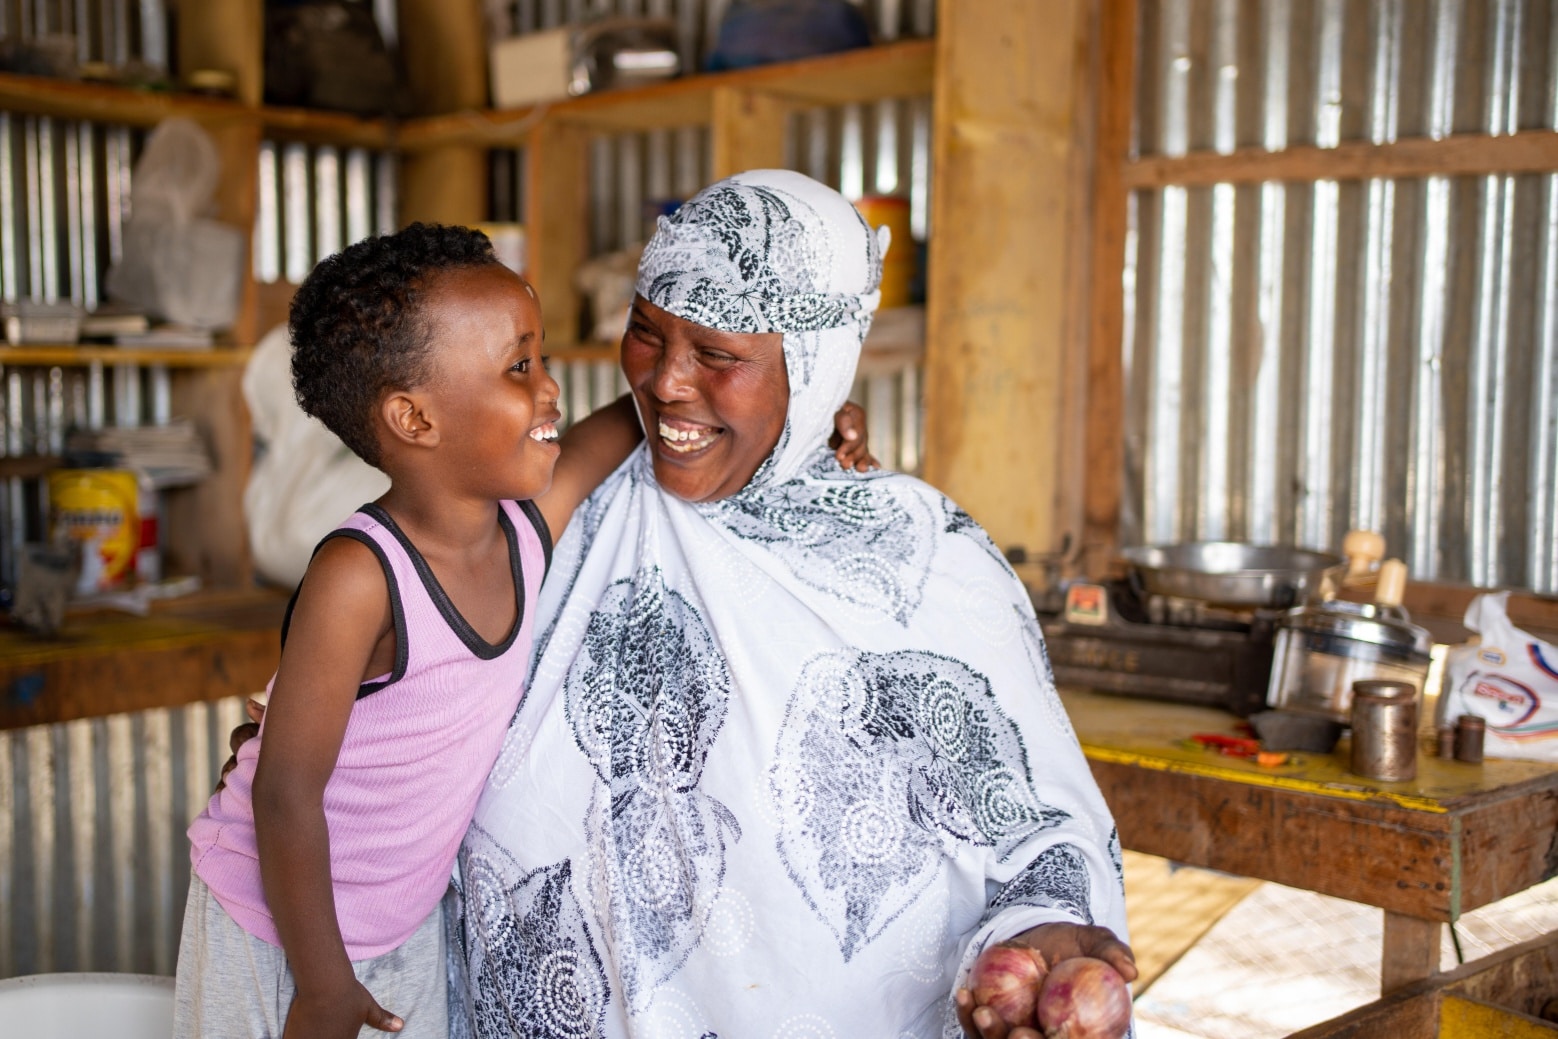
[658,420,718,453]
[529,423,559,443]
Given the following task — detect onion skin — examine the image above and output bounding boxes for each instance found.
[1035,956,1132,1039]
[968,942,1049,1028]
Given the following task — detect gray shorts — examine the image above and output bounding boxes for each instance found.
[173,875,448,1038]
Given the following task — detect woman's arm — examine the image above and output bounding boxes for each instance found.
[534,394,642,543]
[252,537,404,1038]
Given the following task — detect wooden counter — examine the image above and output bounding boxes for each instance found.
[0,588,287,730]
[1062,687,1558,994]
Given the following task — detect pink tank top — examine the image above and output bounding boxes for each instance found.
[188,498,549,959]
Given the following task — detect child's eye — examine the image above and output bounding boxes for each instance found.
[511,358,531,373]
[539,354,551,370]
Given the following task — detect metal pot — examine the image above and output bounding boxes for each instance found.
[1265,601,1433,722]
[1120,541,1347,608]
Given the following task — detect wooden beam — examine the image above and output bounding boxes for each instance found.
[398,146,488,228]
[175,0,264,106]
[526,121,591,345]
[711,88,791,180]
[1382,912,1442,994]
[1122,130,1558,190]
[396,0,488,115]
[167,369,253,588]
[0,73,252,128]
[924,0,1095,556]
[1082,0,1138,579]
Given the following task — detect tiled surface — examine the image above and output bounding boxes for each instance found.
[1125,862,1558,1039]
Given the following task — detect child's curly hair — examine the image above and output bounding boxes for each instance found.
[290,223,499,467]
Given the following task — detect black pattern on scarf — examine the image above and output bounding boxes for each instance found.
[770,649,1071,960]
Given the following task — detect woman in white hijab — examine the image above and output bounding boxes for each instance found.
[449,169,1134,1039]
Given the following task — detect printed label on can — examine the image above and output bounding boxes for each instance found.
[47,469,139,593]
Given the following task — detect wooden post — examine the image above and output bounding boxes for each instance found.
[399,147,489,228]
[1381,912,1442,994]
[711,88,791,180]
[1081,0,1138,577]
[396,0,489,116]
[923,0,1099,558]
[526,121,591,344]
[176,0,264,106]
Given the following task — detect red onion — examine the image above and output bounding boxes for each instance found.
[968,942,1049,1028]
[1035,956,1132,1039]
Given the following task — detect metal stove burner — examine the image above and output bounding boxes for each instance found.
[1032,580,1278,717]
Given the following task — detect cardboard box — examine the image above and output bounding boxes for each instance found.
[489,27,576,108]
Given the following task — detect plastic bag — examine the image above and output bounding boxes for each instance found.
[104,117,243,330]
[1438,591,1558,761]
[243,325,388,588]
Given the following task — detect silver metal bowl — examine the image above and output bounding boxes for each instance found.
[1120,541,1347,607]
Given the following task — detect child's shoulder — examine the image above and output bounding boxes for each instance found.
[302,532,392,600]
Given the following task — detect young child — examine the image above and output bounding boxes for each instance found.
[174,223,873,1038]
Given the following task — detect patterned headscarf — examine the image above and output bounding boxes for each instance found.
[635,168,886,488]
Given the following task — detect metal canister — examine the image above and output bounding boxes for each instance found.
[1349,679,1418,782]
[1453,715,1486,764]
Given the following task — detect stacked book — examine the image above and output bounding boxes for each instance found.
[66,419,214,488]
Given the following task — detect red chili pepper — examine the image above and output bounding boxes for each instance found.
[1190,733,1262,758]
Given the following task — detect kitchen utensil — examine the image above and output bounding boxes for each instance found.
[1248,709,1344,752]
[1350,679,1418,782]
[1265,600,1432,723]
[1120,541,1347,608]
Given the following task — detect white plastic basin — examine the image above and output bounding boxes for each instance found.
[0,972,174,1038]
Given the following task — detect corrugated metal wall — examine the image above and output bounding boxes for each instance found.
[0,695,249,978]
[1126,0,1558,594]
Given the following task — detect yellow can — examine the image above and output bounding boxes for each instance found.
[48,469,140,592]
[854,195,915,309]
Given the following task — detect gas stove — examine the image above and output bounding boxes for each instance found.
[1031,579,1279,717]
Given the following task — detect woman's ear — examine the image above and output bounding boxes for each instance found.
[380,390,439,449]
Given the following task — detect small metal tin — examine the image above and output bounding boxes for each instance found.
[1349,679,1418,782]
[1454,715,1486,764]
[1436,725,1456,759]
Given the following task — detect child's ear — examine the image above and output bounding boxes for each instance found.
[380,390,439,448]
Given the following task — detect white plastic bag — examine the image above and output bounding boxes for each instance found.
[1439,591,1558,761]
[105,117,243,330]
[243,325,388,588]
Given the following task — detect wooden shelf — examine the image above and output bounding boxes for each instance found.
[400,38,935,148]
[0,586,288,730]
[0,41,934,151]
[259,104,394,149]
[0,345,254,367]
[0,71,252,128]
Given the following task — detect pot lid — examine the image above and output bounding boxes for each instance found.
[1277,600,1432,658]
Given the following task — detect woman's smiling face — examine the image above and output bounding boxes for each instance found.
[620,295,789,503]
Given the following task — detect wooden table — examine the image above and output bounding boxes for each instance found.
[1062,687,1558,994]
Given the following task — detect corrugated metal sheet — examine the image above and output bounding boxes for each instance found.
[0,696,249,978]
[1126,0,1558,593]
